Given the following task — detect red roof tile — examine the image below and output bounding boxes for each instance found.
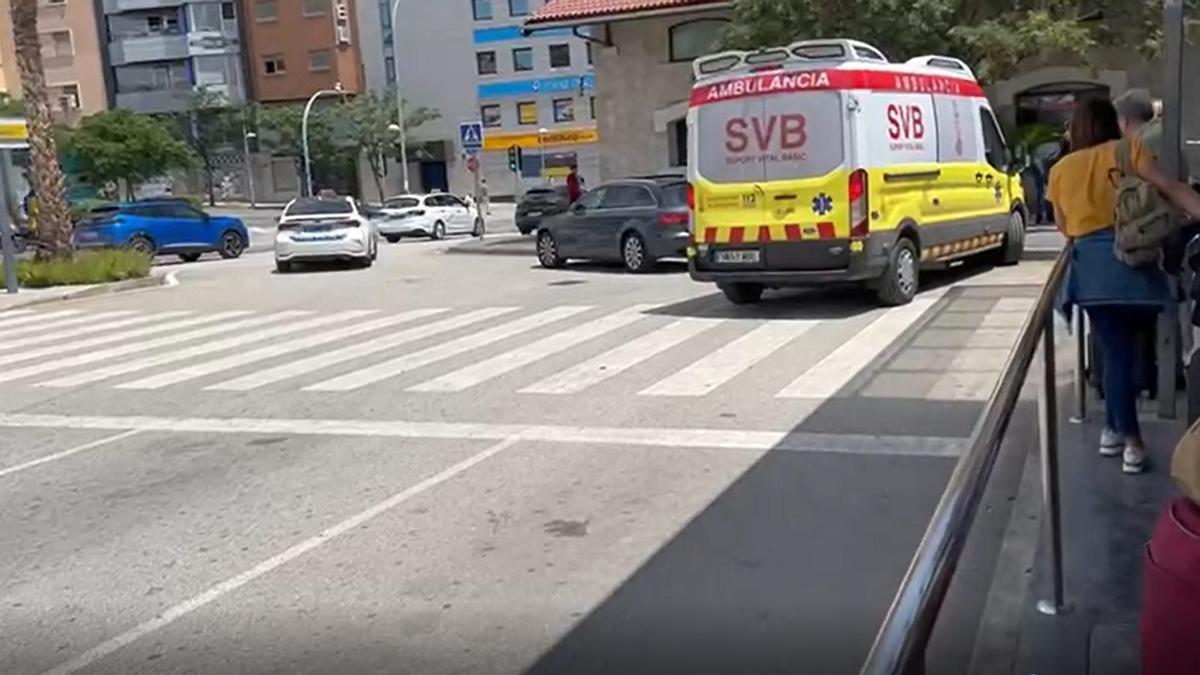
[528,0,729,25]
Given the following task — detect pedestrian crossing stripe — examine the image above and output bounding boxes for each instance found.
[0,296,1018,400]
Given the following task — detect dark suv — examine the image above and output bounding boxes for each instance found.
[515,185,571,235]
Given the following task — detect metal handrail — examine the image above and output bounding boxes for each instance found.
[859,245,1073,675]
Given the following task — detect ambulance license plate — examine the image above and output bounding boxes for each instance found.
[715,250,760,264]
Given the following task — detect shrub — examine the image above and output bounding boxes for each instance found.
[1,249,152,288]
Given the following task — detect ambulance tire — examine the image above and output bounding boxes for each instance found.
[719,282,764,305]
[998,209,1026,266]
[877,237,919,306]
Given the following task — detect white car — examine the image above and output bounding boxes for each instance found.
[274,196,379,273]
[378,193,485,242]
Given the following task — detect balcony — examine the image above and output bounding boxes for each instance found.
[114,87,192,113]
[108,33,188,66]
[102,0,186,12]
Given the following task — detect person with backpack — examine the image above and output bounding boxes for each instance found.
[1049,98,1200,474]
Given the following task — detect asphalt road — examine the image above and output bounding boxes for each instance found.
[0,238,1054,674]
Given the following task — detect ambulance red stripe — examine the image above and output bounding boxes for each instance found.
[757,225,772,242]
[729,226,745,244]
[784,224,802,241]
[689,68,984,107]
[816,222,835,239]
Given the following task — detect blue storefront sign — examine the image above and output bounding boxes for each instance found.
[473,25,573,44]
[478,74,596,99]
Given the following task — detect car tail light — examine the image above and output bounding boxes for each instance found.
[687,183,695,211]
[278,221,299,231]
[335,219,360,228]
[849,169,869,239]
[658,211,689,226]
[405,209,425,218]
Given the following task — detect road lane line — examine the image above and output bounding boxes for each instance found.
[0,310,81,331]
[0,412,964,457]
[640,321,817,397]
[1,311,258,367]
[0,429,141,479]
[410,305,655,393]
[307,306,591,392]
[0,312,298,384]
[0,312,187,354]
[776,294,943,399]
[521,317,724,395]
[0,311,137,341]
[208,307,518,391]
[39,433,525,675]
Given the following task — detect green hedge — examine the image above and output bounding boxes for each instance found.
[1,250,152,288]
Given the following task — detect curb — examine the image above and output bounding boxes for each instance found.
[0,271,176,311]
[445,235,533,257]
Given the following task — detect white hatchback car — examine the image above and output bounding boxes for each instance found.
[378,193,484,242]
[274,196,379,273]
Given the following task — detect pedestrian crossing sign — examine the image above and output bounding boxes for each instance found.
[459,122,484,153]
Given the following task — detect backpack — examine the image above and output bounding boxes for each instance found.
[1112,136,1175,266]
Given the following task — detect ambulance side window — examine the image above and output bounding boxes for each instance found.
[979,109,1009,172]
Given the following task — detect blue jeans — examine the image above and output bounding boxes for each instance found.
[1088,305,1157,439]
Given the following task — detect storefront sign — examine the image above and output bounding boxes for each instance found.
[482,127,599,151]
[0,118,28,149]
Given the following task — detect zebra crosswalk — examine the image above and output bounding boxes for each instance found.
[0,293,1023,403]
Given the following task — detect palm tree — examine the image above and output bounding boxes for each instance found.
[9,0,71,258]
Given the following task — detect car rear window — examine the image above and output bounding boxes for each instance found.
[286,199,352,216]
[694,89,844,184]
[659,183,688,207]
[385,197,420,208]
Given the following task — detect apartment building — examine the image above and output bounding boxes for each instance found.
[360,0,597,198]
[98,0,247,113]
[0,0,108,121]
[241,0,363,103]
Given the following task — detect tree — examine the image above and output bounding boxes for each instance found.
[723,0,1157,83]
[258,103,339,195]
[176,90,241,206]
[344,90,439,200]
[63,110,194,201]
[8,0,73,257]
[0,93,23,116]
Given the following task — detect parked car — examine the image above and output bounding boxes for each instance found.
[535,176,690,273]
[72,199,248,262]
[274,196,378,273]
[377,193,484,242]
[516,185,570,235]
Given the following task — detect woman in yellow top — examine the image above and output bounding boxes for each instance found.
[1049,98,1200,474]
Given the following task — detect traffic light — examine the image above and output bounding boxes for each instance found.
[507,145,523,173]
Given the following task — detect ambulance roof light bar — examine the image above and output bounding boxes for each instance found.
[692,38,890,80]
[905,55,978,81]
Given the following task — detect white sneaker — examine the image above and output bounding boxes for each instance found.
[1099,428,1124,457]
[1122,444,1147,474]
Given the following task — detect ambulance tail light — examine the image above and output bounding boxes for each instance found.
[687,183,695,211]
[849,169,869,239]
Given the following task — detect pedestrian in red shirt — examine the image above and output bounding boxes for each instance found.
[566,164,582,203]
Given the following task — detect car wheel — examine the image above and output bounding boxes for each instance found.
[218,230,245,259]
[877,236,919,306]
[275,259,293,274]
[431,221,446,240]
[998,209,1025,266]
[537,230,565,269]
[385,234,401,244]
[621,232,655,273]
[719,282,764,305]
[178,252,202,263]
[472,217,485,238]
[128,235,155,257]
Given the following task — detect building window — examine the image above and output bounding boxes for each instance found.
[476,51,497,75]
[508,0,529,16]
[262,54,286,75]
[222,2,236,20]
[384,57,396,83]
[586,42,593,65]
[512,47,533,72]
[589,96,596,119]
[303,0,327,16]
[517,101,537,125]
[481,104,502,128]
[56,84,80,112]
[472,0,493,20]
[553,98,574,123]
[668,19,727,62]
[255,0,278,22]
[548,44,571,68]
[308,49,333,72]
[40,30,73,59]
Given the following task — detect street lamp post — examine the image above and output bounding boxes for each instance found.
[241,125,258,208]
[538,127,548,180]
[390,0,410,193]
[302,83,344,197]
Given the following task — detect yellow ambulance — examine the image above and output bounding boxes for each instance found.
[687,39,1026,305]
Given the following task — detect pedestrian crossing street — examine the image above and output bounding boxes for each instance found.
[0,292,1032,402]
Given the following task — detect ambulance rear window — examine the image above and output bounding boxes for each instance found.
[694,90,845,184]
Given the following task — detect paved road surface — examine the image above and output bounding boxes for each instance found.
[0,241,1052,674]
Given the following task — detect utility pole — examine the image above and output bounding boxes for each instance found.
[391,0,410,193]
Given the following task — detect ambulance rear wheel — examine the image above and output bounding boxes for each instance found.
[719,282,764,305]
[998,209,1026,266]
[877,237,919,306]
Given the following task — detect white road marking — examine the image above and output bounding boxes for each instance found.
[0,309,33,321]
[0,430,141,479]
[0,309,81,331]
[0,311,136,341]
[0,312,297,384]
[521,317,723,395]
[410,305,654,393]
[776,295,942,399]
[42,311,386,388]
[0,412,964,457]
[307,306,590,392]
[207,307,518,391]
[0,312,188,354]
[39,434,525,675]
[2,311,260,367]
[640,320,817,397]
